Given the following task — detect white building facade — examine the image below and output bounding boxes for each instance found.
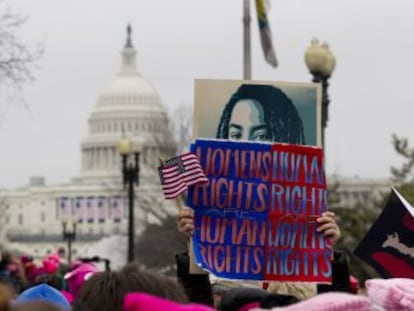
[0,26,176,263]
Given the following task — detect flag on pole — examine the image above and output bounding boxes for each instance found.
[75,197,85,223]
[355,188,414,278]
[112,196,123,222]
[86,196,95,223]
[255,0,278,67]
[59,197,71,220]
[158,152,209,200]
[97,196,107,223]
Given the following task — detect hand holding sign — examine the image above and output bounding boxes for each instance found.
[316,211,341,245]
[177,207,195,239]
[186,139,333,282]
[178,208,341,246]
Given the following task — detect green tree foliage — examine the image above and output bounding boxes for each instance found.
[330,134,414,285]
[328,175,383,284]
[135,214,187,276]
[390,134,414,204]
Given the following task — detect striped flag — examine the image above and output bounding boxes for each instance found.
[255,0,278,67]
[158,152,209,200]
[59,197,71,220]
[97,196,107,223]
[112,196,123,222]
[75,197,85,223]
[86,196,95,223]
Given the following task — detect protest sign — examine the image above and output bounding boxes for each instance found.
[188,139,331,282]
[355,188,414,278]
[193,79,322,147]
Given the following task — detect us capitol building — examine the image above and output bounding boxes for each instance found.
[0,26,176,263]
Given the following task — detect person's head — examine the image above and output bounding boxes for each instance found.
[0,281,14,311]
[75,269,187,311]
[64,263,98,298]
[33,274,63,291]
[216,84,305,144]
[16,284,71,311]
[10,301,64,311]
[1,251,13,264]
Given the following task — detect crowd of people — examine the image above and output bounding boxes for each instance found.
[0,209,412,311]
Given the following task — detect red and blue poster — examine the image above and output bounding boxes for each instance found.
[188,139,331,282]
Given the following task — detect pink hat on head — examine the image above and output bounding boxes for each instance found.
[46,254,61,264]
[64,263,98,298]
[268,292,370,311]
[366,278,414,311]
[42,259,59,275]
[124,293,215,311]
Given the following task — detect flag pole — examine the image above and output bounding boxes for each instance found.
[243,0,252,80]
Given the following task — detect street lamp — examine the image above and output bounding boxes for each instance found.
[62,221,76,264]
[304,38,336,148]
[117,136,140,262]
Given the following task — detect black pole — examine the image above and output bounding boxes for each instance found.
[311,72,330,150]
[62,223,76,264]
[121,152,140,263]
[67,238,72,264]
[127,171,134,262]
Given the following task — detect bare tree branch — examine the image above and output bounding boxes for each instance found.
[170,104,193,154]
[0,1,44,102]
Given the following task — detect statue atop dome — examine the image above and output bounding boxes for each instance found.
[125,24,133,48]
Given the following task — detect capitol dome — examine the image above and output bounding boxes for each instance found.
[80,25,176,183]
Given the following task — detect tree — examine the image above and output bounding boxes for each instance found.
[0,1,43,99]
[330,134,414,285]
[170,104,193,155]
[134,214,187,276]
[390,134,414,203]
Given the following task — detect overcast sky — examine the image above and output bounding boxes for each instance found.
[0,0,413,188]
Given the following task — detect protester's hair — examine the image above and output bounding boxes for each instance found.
[33,275,63,291]
[10,301,63,311]
[216,84,306,144]
[0,283,12,311]
[0,251,13,265]
[121,263,188,303]
[75,269,188,311]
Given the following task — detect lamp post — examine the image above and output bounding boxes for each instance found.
[62,221,76,264]
[117,137,140,262]
[304,38,336,149]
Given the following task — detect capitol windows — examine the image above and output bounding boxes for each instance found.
[40,212,46,223]
[18,214,23,225]
[5,215,9,224]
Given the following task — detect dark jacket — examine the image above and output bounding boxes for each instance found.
[175,252,214,306]
[176,250,351,308]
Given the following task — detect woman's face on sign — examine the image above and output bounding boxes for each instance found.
[228,99,269,141]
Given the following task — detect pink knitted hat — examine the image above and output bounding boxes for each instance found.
[268,292,370,311]
[366,278,414,311]
[124,293,215,311]
[64,263,98,298]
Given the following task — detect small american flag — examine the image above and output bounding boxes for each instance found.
[158,152,208,199]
